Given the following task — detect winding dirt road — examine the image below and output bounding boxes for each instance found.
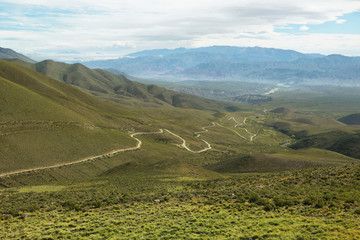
[164,129,212,153]
[0,129,164,178]
[228,116,257,141]
[215,122,247,140]
[0,115,260,178]
[0,126,214,178]
[194,122,216,137]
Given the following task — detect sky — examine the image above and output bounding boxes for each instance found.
[0,0,360,62]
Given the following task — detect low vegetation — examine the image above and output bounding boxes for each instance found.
[1,164,360,239]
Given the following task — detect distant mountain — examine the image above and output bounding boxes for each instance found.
[127,46,322,61]
[0,47,36,63]
[180,54,360,85]
[83,46,322,76]
[82,46,360,86]
[7,59,224,111]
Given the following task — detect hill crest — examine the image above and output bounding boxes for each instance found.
[0,47,36,63]
[6,59,224,111]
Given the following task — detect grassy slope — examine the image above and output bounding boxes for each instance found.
[339,113,360,125]
[1,163,360,239]
[0,60,146,172]
[207,147,358,173]
[6,59,225,110]
[291,131,360,159]
[0,60,238,176]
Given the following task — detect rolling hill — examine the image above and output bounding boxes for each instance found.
[0,60,147,173]
[339,113,360,125]
[290,131,360,159]
[0,59,243,180]
[6,59,224,110]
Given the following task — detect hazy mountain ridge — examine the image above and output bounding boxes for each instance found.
[3,46,359,86]
[179,55,360,84]
[82,46,321,74]
[0,47,36,63]
[83,46,359,85]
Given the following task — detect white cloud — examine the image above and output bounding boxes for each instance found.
[193,32,360,56]
[299,25,310,31]
[1,0,360,60]
[336,19,347,24]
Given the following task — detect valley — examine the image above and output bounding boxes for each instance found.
[0,48,360,239]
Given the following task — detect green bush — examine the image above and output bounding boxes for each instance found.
[314,199,325,208]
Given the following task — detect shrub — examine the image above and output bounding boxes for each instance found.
[354,208,360,214]
[314,199,325,208]
[248,193,259,203]
[302,197,314,206]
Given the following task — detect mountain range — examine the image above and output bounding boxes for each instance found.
[0,47,36,63]
[83,46,360,86]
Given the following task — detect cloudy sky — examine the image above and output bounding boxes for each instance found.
[1,0,360,61]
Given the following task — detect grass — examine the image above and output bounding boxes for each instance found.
[0,123,134,172]
[1,164,360,239]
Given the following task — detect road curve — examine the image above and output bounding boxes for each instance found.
[0,129,164,178]
[228,116,257,141]
[215,122,247,140]
[0,126,215,178]
[1,116,260,178]
[194,122,216,137]
[164,129,212,153]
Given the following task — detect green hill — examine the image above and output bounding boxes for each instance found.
[269,107,291,114]
[0,60,146,173]
[0,60,234,179]
[206,148,358,173]
[290,131,360,159]
[339,113,360,125]
[6,59,224,111]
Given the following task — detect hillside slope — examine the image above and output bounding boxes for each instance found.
[290,131,360,159]
[0,60,147,173]
[339,113,360,125]
[0,47,36,63]
[6,59,224,110]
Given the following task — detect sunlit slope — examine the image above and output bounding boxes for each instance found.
[0,76,86,122]
[6,59,224,110]
[0,60,143,173]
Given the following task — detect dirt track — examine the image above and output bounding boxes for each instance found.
[0,116,258,178]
